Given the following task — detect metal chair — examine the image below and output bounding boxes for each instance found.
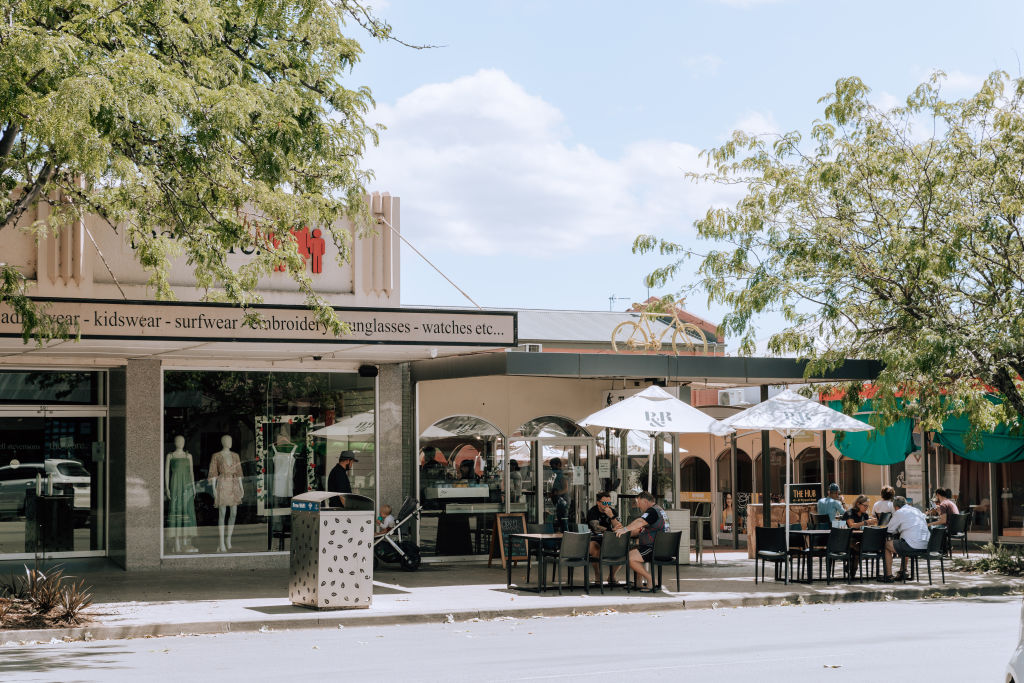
[946,513,970,558]
[811,513,832,530]
[754,526,789,583]
[858,526,888,582]
[597,530,631,594]
[554,531,591,595]
[825,527,854,584]
[903,526,947,585]
[649,530,684,591]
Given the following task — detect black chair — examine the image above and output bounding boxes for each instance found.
[525,523,560,588]
[947,513,970,558]
[825,527,853,585]
[875,511,892,527]
[811,513,832,530]
[858,526,888,582]
[903,526,947,585]
[555,531,591,595]
[597,530,631,594]
[649,530,684,591]
[785,524,806,581]
[754,526,789,583]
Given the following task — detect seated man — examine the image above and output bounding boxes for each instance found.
[615,491,669,590]
[816,483,845,523]
[882,495,930,582]
[586,491,623,583]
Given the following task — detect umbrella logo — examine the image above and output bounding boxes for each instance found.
[644,411,673,429]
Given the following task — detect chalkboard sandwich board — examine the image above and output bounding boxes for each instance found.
[489,513,528,569]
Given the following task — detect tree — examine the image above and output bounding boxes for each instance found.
[635,71,1024,435]
[0,0,403,340]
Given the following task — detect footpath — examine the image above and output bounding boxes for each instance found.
[1,551,1020,644]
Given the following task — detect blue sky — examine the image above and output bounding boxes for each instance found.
[351,0,1024,343]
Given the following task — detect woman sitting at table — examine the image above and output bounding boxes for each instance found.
[927,487,959,527]
[841,495,875,530]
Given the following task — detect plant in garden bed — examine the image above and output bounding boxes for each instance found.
[952,543,1024,577]
[0,566,93,629]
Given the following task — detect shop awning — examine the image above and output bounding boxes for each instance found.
[830,400,915,465]
[932,412,1024,463]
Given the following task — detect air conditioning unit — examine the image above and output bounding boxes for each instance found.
[718,388,746,406]
[511,343,543,353]
[602,385,681,406]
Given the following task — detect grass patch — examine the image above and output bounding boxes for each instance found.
[952,543,1024,577]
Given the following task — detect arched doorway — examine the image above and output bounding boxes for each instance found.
[716,448,752,535]
[418,415,504,557]
[510,415,594,531]
[839,455,862,495]
[754,447,787,503]
[679,456,711,514]
[795,447,836,486]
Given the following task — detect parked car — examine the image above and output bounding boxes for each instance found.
[0,459,91,523]
[1008,598,1024,683]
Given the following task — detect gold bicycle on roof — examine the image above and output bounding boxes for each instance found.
[611,311,709,355]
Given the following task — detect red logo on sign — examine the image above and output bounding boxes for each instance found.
[267,226,326,274]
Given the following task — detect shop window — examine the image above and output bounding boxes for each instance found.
[839,456,862,495]
[162,370,374,556]
[0,370,101,404]
[418,415,504,557]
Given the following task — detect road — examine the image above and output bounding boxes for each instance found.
[1,596,1018,682]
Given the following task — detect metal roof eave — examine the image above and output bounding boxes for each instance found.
[409,352,882,385]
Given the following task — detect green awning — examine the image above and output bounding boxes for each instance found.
[932,412,1024,463]
[830,400,915,465]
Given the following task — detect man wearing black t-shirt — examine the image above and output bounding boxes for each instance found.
[586,491,622,582]
[615,491,668,589]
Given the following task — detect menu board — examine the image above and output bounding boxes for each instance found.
[488,513,528,569]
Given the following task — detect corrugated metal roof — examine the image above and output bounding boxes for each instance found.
[516,309,674,343]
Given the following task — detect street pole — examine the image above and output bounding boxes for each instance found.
[730,433,739,550]
[990,462,999,547]
[760,384,771,529]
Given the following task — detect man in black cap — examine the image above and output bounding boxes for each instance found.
[327,451,357,503]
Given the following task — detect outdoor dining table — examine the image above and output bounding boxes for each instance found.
[788,528,870,583]
[506,532,562,592]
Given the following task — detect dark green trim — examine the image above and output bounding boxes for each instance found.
[410,352,881,384]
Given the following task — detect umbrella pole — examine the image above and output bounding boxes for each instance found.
[648,433,655,492]
[784,433,792,585]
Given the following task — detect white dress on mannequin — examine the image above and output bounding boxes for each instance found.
[271,444,297,497]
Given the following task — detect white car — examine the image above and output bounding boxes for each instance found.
[1008,598,1024,683]
[0,459,91,517]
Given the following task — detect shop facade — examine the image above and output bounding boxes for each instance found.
[0,194,518,569]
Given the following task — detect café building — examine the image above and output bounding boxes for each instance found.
[8,190,962,572]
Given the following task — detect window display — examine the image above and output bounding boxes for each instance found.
[163,370,374,556]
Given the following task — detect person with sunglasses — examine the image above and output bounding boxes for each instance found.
[587,491,623,583]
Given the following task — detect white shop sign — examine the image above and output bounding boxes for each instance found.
[0,299,517,346]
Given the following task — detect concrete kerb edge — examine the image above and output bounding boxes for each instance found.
[2,581,1020,645]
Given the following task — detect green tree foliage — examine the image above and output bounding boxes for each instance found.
[0,0,396,339]
[635,71,1024,434]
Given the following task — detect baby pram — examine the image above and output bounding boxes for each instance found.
[373,497,422,571]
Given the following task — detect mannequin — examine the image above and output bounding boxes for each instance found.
[271,432,297,499]
[208,434,243,552]
[164,435,198,553]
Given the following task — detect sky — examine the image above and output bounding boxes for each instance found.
[350,0,1024,344]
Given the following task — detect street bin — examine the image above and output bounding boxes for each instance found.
[25,491,74,553]
[289,492,374,610]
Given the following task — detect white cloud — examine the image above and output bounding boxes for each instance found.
[683,54,723,78]
[728,110,780,137]
[363,69,742,256]
[912,67,986,94]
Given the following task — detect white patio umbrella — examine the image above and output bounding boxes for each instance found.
[711,389,874,582]
[579,385,722,490]
[309,410,375,440]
